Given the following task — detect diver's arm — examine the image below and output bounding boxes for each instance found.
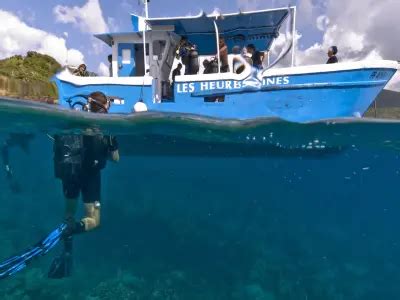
[109,150,120,162]
[108,136,119,162]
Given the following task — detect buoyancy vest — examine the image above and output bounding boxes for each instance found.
[53,134,110,179]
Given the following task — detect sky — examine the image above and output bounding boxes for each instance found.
[0,0,399,90]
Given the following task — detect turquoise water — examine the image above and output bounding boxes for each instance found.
[1,98,400,299]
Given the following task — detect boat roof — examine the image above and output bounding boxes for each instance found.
[145,7,292,54]
[95,7,292,54]
[95,32,145,47]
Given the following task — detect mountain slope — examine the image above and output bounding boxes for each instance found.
[0,52,61,101]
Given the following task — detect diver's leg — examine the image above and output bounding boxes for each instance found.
[62,182,79,270]
[80,171,101,232]
[65,198,78,223]
[62,179,81,235]
[62,179,79,222]
[82,202,101,231]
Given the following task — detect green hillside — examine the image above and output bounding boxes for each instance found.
[0,52,62,101]
[0,51,62,82]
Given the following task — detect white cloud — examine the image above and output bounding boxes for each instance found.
[294,0,400,65]
[0,10,84,66]
[90,37,107,55]
[97,62,109,76]
[292,0,400,91]
[316,15,330,31]
[107,17,119,32]
[66,49,85,66]
[53,0,109,34]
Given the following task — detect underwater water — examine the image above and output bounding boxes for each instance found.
[1,98,400,299]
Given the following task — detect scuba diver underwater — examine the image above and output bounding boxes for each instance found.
[0,92,120,280]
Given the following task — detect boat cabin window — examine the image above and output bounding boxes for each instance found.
[122,49,131,64]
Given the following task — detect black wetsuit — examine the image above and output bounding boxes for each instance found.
[171,68,181,83]
[326,56,338,64]
[53,134,118,203]
[252,51,264,69]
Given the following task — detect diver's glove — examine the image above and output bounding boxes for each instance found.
[109,136,118,152]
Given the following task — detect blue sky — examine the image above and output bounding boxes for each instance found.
[0,0,399,89]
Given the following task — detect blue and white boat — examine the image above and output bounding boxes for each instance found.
[53,5,399,123]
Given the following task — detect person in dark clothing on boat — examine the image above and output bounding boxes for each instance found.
[73,64,89,77]
[247,44,265,70]
[108,55,113,77]
[219,37,229,73]
[48,91,119,279]
[2,133,35,193]
[203,59,211,74]
[171,63,182,83]
[326,46,339,64]
[170,63,182,99]
[177,37,195,75]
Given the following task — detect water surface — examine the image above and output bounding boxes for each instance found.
[0,98,400,299]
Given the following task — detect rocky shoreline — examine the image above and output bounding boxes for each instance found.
[0,76,57,104]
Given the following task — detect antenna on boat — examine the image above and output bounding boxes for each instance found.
[144,0,149,18]
[138,0,149,18]
[213,11,223,74]
[291,6,297,67]
[140,0,150,77]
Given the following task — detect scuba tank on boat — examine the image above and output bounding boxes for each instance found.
[188,49,199,75]
[209,59,219,74]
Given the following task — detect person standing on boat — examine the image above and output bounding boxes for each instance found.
[73,64,89,77]
[172,63,182,83]
[246,44,265,70]
[326,46,339,64]
[171,63,182,99]
[177,37,195,75]
[108,55,113,77]
[48,91,119,278]
[219,37,229,73]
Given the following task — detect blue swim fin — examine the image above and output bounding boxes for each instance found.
[0,223,67,280]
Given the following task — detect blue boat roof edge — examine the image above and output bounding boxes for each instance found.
[95,6,295,51]
[142,6,296,21]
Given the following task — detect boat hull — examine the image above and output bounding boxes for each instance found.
[54,61,399,123]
